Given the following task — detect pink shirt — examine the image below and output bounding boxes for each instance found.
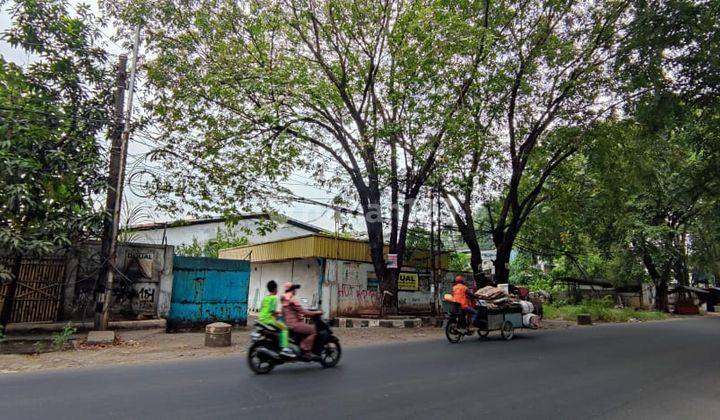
[282,294,310,327]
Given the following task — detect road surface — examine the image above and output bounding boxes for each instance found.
[1,317,719,419]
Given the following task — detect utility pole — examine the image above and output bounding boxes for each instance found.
[94,26,142,330]
[429,187,436,314]
[94,54,127,330]
[436,180,442,287]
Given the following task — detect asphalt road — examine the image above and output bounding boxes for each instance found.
[1,317,719,420]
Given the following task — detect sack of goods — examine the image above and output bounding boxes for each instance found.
[523,313,541,329]
[475,286,506,300]
[520,300,534,315]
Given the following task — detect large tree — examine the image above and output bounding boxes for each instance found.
[0,0,112,327]
[513,96,720,311]
[110,0,492,311]
[440,0,634,284]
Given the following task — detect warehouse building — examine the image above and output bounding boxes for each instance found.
[219,234,464,318]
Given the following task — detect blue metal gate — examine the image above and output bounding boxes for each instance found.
[169,256,250,329]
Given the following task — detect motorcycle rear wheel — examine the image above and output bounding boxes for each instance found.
[320,339,342,368]
[247,341,276,374]
[445,319,462,343]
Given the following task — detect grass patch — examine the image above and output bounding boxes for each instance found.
[544,298,668,323]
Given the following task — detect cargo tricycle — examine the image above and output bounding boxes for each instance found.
[443,300,524,343]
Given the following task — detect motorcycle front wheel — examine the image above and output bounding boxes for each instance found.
[320,339,342,368]
[445,319,462,343]
[247,341,276,374]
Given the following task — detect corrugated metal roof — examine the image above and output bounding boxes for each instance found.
[219,234,447,269]
[125,213,324,233]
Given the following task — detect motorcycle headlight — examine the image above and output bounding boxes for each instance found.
[250,332,262,341]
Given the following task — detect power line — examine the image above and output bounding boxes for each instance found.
[0,106,113,125]
[1,39,124,57]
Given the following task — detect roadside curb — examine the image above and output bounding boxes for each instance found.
[334,317,423,328]
[5,319,167,334]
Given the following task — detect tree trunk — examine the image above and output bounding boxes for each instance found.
[0,255,23,329]
[462,233,489,287]
[655,277,669,312]
[672,234,690,286]
[444,195,487,287]
[469,247,489,287]
[366,218,395,315]
[494,244,512,285]
[637,245,670,312]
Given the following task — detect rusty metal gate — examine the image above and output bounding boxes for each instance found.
[0,257,66,323]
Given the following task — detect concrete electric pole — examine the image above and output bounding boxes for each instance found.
[94,26,142,331]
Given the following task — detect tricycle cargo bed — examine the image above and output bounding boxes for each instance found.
[476,306,523,331]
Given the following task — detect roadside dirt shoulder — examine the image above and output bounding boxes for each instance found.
[0,327,443,374]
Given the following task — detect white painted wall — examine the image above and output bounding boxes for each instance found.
[245,257,474,318]
[247,258,322,313]
[325,260,380,317]
[129,219,317,248]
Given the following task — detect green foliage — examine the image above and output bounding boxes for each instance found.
[404,226,471,272]
[544,298,668,323]
[507,252,563,293]
[517,93,720,299]
[51,323,77,350]
[619,0,720,102]
[509,252,546,288]
[176,227,249,258]
[435,0,635,283]
[447,252,470,273]
[0,0,112,255]
[108,0,489,220]
[689,202,720,284]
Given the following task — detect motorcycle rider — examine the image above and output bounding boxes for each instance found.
[282,282,323,360]
[452,275,479,331]
[258,280,295,358]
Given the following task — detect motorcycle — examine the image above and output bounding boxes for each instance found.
[443,300,489,343]
[247,311,341,374]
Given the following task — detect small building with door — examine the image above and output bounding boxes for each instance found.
[219,234,462,318]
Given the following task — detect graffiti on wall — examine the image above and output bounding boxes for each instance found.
[132,283,157,313]
[398,291,433,313]
[338,283,381,316]
[123,252,156,315]
[69,245,165,320]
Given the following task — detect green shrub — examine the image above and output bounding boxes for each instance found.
[544,298,667,323]
[51,323,77,350]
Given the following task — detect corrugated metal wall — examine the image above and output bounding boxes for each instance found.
[169,256,250,329]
